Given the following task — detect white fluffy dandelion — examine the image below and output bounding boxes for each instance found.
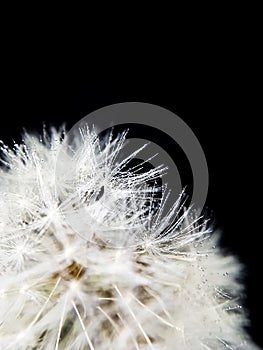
[0,126,258,349]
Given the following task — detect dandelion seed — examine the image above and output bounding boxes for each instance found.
[0,126,259,349]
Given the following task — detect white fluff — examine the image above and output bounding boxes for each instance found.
[0,127,258,349]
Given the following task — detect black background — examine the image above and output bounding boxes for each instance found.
[0,27,262,347]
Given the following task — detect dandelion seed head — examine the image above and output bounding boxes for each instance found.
[0,126,259,349]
